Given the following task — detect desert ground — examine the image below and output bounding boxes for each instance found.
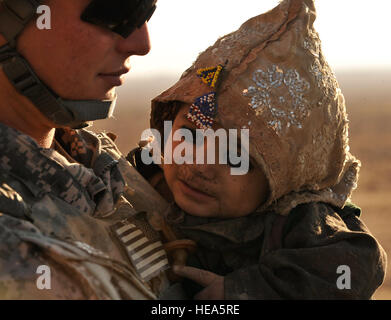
[91,69,391,299]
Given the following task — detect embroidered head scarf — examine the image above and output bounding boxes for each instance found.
[150,0,360,215]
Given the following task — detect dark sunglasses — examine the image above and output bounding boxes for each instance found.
[81,0,157,38]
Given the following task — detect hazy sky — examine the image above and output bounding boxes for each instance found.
[126,0,391,80]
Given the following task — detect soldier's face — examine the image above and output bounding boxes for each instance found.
[163,105,269,219]
[16,0,151,101]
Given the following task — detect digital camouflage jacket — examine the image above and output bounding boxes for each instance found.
[0,122,178,299]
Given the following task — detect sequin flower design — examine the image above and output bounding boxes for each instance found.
[186,92,217,129]
[242,65,311,134]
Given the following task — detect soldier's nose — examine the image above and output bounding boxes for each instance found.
[116,23,151,56]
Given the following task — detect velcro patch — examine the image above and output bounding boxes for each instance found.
[110,213,169,281]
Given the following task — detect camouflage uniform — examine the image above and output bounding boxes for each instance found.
[0,122,177,299]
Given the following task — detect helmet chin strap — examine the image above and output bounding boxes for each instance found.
[0,44,116,129]
[0,0,116,129]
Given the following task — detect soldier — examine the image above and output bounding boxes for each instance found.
[0,0,185,299]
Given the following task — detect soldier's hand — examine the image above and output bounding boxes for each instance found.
[173,265,224,300]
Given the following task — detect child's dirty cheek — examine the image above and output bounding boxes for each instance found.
[177,165,190,180]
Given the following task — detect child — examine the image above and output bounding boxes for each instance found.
[128,0,386,299]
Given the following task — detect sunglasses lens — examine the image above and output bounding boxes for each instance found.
[81,0,157,38]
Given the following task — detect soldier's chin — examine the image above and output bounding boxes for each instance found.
[105,88,116,100]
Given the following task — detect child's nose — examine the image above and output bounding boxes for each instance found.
[188,163,216,181]
[186,136,221,180]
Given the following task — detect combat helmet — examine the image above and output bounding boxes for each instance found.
[0,0,157,128]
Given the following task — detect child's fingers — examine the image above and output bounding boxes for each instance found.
[172,265,220,287]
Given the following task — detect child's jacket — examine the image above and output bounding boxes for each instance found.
[168,201,386,299]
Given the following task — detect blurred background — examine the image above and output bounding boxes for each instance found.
[91,0,391,299]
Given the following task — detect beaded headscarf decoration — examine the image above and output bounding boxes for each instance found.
[186,64,224,129]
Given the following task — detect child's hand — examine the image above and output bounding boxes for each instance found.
[173,265,224,300]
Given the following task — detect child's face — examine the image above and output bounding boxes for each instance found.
[162,105,269,218]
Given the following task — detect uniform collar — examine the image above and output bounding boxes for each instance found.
[0,122,124,217]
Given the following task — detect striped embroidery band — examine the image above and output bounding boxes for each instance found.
[111,215,169,281]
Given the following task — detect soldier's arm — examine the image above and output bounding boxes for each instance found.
[0,214,89,299]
